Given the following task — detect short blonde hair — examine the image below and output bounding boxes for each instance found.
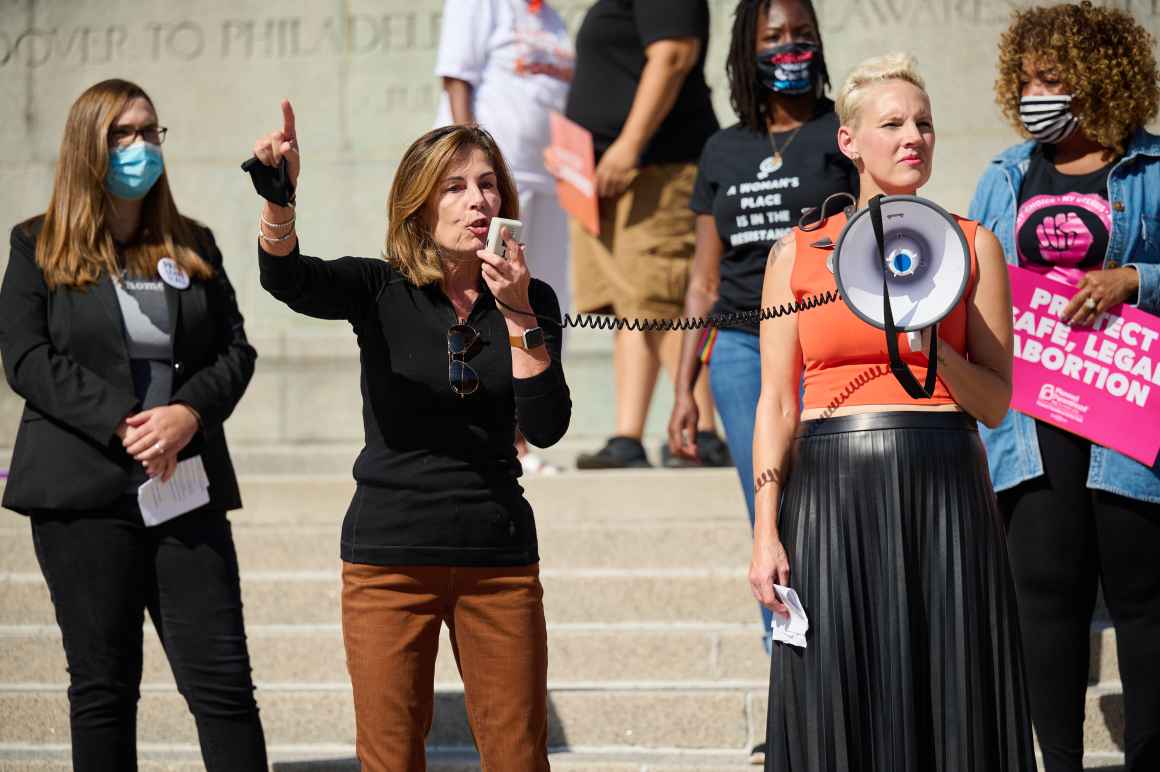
[836,52,927,127]
[385,125,519,287]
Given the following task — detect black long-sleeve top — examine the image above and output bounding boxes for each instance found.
[259,245,571,566]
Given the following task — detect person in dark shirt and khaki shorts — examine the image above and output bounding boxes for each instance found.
[562,0,724,469]
[572,164,698,321]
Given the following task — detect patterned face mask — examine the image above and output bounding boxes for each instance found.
[756,42,821,96]
[1019,94,1080,144]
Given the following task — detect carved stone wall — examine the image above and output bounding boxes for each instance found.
[1,0,1157,449]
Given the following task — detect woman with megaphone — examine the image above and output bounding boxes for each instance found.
[970,5,1160,771]
[749,53,1035,770]
[249,104,571,769]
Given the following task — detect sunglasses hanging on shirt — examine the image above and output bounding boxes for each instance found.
[447,323,481,398]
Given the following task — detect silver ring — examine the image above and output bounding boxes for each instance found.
[1084,297,1097,311]
[154,441,164,454]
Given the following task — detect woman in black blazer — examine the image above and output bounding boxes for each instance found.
[0,80,266,770]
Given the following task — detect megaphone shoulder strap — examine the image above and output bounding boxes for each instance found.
[868,195,940,400]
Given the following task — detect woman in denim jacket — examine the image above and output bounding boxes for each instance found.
[968,5,1160,771]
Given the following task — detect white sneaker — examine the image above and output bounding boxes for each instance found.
[520,453,562,476]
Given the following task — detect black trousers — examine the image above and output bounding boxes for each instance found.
[998,421,1160,772]
[30,501,267,772]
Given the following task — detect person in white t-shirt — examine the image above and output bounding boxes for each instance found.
[436,0,573,301]
[435,0,575,475]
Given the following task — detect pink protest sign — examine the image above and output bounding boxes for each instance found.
[1008,265,1160,466]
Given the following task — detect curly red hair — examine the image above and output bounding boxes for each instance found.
[995,1,1159,153]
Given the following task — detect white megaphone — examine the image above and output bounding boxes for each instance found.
[832,194,970,399]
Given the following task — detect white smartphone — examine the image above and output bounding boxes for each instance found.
[485,217,523,260]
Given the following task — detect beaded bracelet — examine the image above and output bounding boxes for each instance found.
[260,211,296,230]
[258,228,296,244]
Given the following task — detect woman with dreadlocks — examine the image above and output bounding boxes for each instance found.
[666,4,855,759]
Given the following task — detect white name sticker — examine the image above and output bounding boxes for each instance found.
[157,257,190,290]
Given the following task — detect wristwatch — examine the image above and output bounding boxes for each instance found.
[510,327,546,350]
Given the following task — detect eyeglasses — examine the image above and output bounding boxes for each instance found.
[448,323,480,397]
[108,126,169,148]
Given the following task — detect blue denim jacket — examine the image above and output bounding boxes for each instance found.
[967,129,1160,503]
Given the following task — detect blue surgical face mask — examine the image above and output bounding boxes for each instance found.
[106,142,164,200]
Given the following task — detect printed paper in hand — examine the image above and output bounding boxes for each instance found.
[137,456,210,527]
[770,584,810,648]
[548,112,600,236]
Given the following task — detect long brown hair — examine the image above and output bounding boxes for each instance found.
[31,78,212,289]
[384,125,519,287]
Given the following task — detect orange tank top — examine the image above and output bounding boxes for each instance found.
[791,212,979,410]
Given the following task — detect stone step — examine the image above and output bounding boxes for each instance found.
[1,622,770,687]
[0,469,745,526]
[0,749,756,771]
[189,438,657,477]
[0,622,1120,692]
[234,469,744,524]
[0,682,1127,754]
[2,435,720,480]
[0,749,1131,771]
[0,570,758,626]
[0,519,755,574]
[199,433,718,477]
[0,685,768,751]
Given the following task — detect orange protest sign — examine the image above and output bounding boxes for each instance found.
[548,112,599,236]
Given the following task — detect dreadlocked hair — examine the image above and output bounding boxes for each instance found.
[727,0,830,133]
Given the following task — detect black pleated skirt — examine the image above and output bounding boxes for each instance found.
[766,412,1036,772]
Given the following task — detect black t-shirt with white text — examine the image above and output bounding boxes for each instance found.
[565,0,719,165]
[690,104,857,327]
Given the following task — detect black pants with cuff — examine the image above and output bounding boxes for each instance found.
[998,420,1160,772]
[30,501,267,772]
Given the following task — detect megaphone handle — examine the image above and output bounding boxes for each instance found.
[870,195,939,399]
[907,330,923,353]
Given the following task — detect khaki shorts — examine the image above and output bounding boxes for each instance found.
[570,162,697,320]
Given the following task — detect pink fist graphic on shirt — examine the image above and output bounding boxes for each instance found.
[1035,212,1093,266]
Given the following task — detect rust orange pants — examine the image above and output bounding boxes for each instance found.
[340,561,550,771]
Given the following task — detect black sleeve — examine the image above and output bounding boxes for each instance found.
[0,224,139,445]
[513,279,571,448]
[259,243,390,321]
[689,135,718,214]
[634,0,708,47]
[170,228,257,432]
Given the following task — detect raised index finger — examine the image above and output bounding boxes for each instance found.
[281,100,296,144]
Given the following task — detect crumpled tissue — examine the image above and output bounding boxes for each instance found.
[770,584,809,648]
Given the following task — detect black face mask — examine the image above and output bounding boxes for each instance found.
[756,42,821,96]
[241,155,295,207]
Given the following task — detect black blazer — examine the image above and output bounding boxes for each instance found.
[0,217,257,515]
